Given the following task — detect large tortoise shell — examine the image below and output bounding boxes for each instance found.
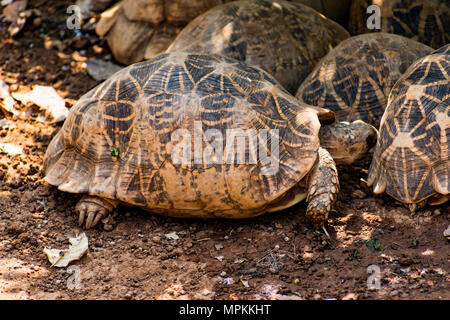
[44,53,321,218]
[368,44,449,204]
[166,0,350,94]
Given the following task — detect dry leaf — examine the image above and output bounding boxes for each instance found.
[43,233,89,267]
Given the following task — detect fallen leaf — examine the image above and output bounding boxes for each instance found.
[0,142,22,156]
[43,233,89,267]
[12,85,69,122]
[164,232,179,240]
[0,79,10,99]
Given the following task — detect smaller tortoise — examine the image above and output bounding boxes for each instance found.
[367,44,450,211]
[348,0,450,49]
[166,0,350,94]
[295,33,434,128]
[43,52,375,229]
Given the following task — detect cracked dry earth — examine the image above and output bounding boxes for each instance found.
[0,0,449,300]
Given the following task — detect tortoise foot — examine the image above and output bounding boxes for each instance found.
[306,193,333,226]
[76,195,119,229]
[306,147,339,226]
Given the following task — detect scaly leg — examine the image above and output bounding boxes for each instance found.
[306,147,339,226]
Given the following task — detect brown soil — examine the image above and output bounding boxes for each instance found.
[0,0,448,300]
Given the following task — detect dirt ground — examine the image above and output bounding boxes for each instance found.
[0,0,448,300]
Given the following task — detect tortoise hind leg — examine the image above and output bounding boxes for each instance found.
[76,195,119,229]
[305,147,339,226]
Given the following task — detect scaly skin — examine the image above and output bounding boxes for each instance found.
[76,195,119,229]
[305,147,339,226]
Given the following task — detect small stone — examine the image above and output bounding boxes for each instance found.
[94,240,103,247]
[7,222,25,235]
[220,271,227,277]
[71,36,89,49]
[399,256,414,266]
[443,225,450,240]
[284,236,290,242]
[92,45,103,54]
[152,236,162,243]
[215,244,224,251]
[173,248,183,255]
[390,290,399,297]
[342,293,359,300]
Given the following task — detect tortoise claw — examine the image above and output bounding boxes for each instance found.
[78,209,86,227]
[75,196,115,229]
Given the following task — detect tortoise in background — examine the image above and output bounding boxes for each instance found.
[95,0,230,65]
[367,44,449,211]
[43,52,375,229]
[93,0,350,66]
[166,0,350,94]
[296,33,433,128]
[348,0,449,49]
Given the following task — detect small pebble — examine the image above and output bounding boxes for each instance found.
[215,244,224,251]
[173,248,184,255]
[443,225,450,240]
[342,293,359,300]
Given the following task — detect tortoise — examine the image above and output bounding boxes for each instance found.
[43,52,376,229]
[367,44,449,211]
[295,33,434,129]
[95,0,230,65]
[348,0,450,49]
[166,0,350,94]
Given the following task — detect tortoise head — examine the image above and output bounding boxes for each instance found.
[319,120,378,165]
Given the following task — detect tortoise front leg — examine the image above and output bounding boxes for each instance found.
[305,147,339,226]
[76,195,119,229]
